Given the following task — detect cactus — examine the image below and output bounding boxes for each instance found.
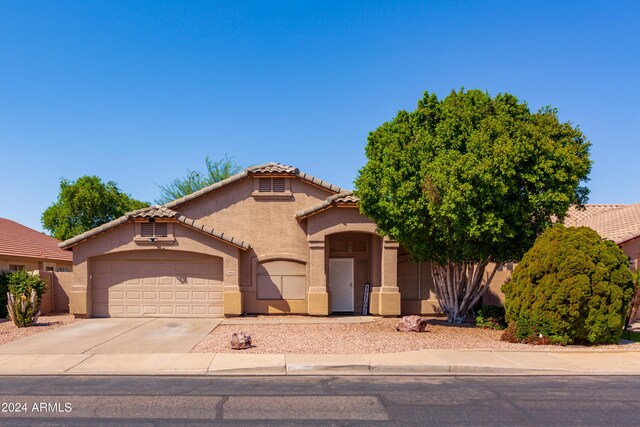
[7,289,40,327]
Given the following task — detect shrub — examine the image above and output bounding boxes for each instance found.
[0,270,47,322]
[7,289,40,327]
[502,225,634,345]
[5,270,47,300]
[475,305,506,330]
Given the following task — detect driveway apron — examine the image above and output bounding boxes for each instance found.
[89,318,221,354]
[0,318,220,355]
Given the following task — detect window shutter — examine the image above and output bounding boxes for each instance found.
[258,178,272,192]
[272,178,285,192]
[141,223,154,237]
[154,223,168,237]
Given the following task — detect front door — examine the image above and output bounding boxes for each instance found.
[330,258,354,312]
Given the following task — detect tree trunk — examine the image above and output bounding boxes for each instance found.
[431,259,499,323]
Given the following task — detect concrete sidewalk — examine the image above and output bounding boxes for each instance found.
[3,348,640,376]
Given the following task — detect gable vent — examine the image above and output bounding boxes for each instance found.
[141,222,168,237]
[272,178,285,192]
[259,178,272,192]
[141,223,154,237]
[258,177,287,193]
[154,222,168,237]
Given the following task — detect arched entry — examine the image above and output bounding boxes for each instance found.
[327,232,382,314]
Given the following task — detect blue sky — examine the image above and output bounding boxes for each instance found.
[1,1,638,232]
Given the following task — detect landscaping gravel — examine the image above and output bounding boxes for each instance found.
[191,317,640,354]
[0,313,75,345]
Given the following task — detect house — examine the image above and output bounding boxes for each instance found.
[59,162,442,318]
[0,218,72,272]
[0,218,74,313]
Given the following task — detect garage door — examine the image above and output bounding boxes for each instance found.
[92,259,224,317]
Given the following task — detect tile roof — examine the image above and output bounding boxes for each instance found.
[564,204,627,225]
[562,204,640,244]
[565,204,640,245]
[246,162,298,174]
[164,162,343,209]
[59,206,250,251]
[0,218,72,262]
[296,192,359,220]
[130,205,180,219]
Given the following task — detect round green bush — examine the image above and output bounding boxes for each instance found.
[502,225,634,345]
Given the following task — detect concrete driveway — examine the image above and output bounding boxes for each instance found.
[0,318,221,355]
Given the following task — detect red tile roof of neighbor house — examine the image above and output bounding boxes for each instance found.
[564,204,640,245]
[0,218,72,262]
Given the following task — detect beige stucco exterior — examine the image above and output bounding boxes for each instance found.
[61,164,640,319]
[620,237,640,272]
[62,165,419,318]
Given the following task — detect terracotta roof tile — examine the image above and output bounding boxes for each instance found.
[59,206,250,251]
[562,204,640,244]
[566,203,640,244]
[130,206,180,219]
[246,162,298,174]
[296,192,359,219]
[564,204,627,226]
[0,218,72,262]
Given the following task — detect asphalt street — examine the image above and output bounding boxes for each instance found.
[0,375,639,426]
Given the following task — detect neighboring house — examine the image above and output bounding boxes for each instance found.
[482,203,640,306]
[0,218,72,273]
[0,218,74,313]
[60,162,442,318]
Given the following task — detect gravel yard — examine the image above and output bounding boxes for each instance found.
[0,313,75,346]
[191,317,640,354]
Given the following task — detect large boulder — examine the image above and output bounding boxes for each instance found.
[395,315,428,332]
[231,332,252,350]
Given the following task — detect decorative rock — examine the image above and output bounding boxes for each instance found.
[395,315,428,332]
[231,332,252,350]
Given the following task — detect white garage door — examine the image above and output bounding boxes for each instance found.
[93,259,224,318]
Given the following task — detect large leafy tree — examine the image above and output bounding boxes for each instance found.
[355,89,592,323]
[155,155,242,204]
[42,176,148,240]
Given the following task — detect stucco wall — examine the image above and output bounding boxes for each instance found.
[175,176,336,314]
[37,271,73,313]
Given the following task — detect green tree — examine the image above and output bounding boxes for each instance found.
[502,225,633,345]
[42,176,148,240]
[355,89,592,323]
[155,155,242,204]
